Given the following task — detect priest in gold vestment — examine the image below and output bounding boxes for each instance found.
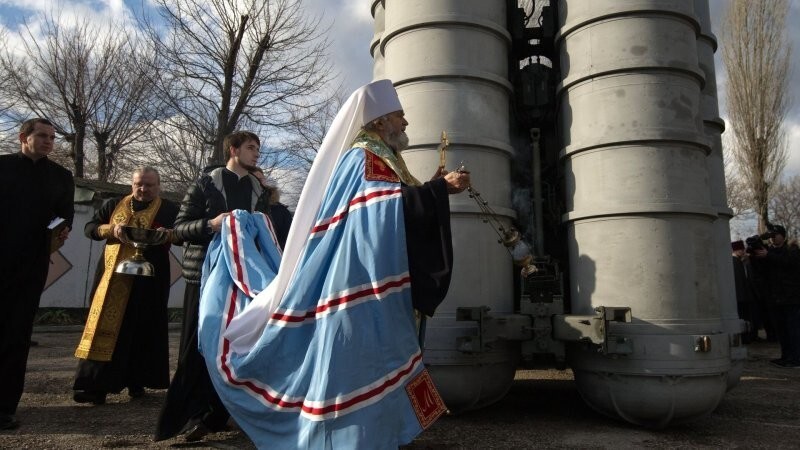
[72,167,179,404]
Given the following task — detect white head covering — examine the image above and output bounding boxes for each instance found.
[224,80,404,353]
[362,79,403,124]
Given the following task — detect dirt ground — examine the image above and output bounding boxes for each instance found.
[1,328,799,449]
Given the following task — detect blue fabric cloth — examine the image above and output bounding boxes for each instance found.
[198,148,427,449]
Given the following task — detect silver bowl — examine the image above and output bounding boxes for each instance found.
[119,226,168,246]
[114,226,169,277]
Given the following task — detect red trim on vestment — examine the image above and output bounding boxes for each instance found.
[311,188,402,234]
[269,275,411,324]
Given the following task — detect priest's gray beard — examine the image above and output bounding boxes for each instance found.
[383,123,409,152]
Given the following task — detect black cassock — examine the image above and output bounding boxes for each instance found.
[402,176,454,317]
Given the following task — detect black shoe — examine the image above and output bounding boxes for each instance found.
[128,386,145,398]
[0,414,19,430]
[183,421,210,442]
[73,390,106,405]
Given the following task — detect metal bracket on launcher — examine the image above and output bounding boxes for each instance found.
[454,306,532,353]
[552,306,634,355]
[455,305,633,355]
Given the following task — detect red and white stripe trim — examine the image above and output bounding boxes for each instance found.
[215,282,422,421]
[225,214,253,298]
[310,186,402,238]
[268,272,411,328]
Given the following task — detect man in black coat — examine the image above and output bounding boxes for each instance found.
[0,118,74,430]
[72,167,179,405]
[732,240,760,343]
[154,130,291,442]
[752,224,800,368]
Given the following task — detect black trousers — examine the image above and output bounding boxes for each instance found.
[0,254,49,416]
[154,282,229,441]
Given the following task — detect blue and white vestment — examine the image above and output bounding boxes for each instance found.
[198,147,444,449]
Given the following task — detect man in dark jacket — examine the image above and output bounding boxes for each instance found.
[732,240,760,343]
[752,224,800,368]
[0,118,74,430]
[154,130,291,442]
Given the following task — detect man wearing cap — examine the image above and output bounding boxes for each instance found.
[197,79,468,448]
[752,224,800,368]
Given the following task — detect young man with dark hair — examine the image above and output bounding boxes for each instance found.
[0,118,74,430]
[154,131,291,442]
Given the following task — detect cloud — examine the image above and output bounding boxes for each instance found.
[0,0,135,31]
[303,0,374,95]
[342,0,374,24]
[0,0,141,61]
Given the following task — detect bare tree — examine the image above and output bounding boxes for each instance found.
[140,0,335,165]
[722,133,752,218]
[0,30,17,135]
[2,15,111,177]
[284,90,344,170]
[0,15,125,177]
[770,175,800,239]
[87,37,166,182]
[121,117,208,193]
[725,170,752,218]
[722,0,793,232]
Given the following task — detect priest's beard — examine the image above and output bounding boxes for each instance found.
[383,123,409,152]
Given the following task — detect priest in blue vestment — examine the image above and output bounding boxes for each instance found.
[198,79,471,449]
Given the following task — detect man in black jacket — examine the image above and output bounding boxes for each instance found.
[732,240,760,343]
[0,118,74,430]
[154,131,291,442]
[752,224,800,368]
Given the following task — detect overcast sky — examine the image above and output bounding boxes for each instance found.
[1,0,797,174]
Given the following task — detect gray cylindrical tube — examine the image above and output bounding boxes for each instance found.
[376,0,518,411]
[558,0,730,427]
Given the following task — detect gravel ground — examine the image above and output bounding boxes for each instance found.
[1,329,799,449]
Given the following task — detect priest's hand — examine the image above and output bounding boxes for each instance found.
[444,170,470,194]
[113,224,129,243]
